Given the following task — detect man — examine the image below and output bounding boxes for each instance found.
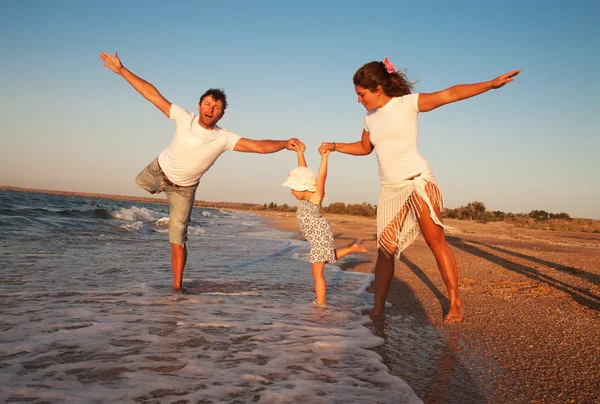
[100,52,303,291]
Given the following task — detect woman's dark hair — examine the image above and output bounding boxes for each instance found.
[199,88,228,112]
[353,61,416,97]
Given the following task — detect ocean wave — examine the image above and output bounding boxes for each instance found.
[119,221,144,232]
[111,206,163,222]
[154,217,170,228]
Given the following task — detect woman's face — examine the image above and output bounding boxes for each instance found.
[355,85,380,111]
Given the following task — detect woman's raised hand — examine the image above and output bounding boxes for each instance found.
[491,69,521,89]
[100,52,123,74]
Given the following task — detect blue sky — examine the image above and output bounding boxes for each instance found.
[1,0,598,218]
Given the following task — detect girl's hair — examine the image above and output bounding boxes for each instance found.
[353,61,416,97]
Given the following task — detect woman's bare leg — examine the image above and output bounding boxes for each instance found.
[370,249,395,316]
[370,204,410,317]
[414,188,463,322]
[311,262,327,305]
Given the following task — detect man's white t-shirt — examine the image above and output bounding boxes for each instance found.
[364,93,433,184]
[158,104,241,186]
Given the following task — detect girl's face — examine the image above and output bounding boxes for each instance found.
[355,85,381,111]
[291,189,306,200]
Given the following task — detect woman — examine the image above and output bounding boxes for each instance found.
[320,58,520,322]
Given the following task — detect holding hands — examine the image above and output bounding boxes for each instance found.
[319,142,335,154]
[286,138,305,151]
[293,142,306,153]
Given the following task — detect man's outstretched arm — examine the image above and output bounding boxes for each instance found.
[100,52,171,117]
[234,138,304,154]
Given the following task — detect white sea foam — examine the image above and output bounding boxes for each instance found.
[111,206,162,222]
[154,217,170,227]
[0,194,419,403]
[188,226,206,235]
[118,221,143,231]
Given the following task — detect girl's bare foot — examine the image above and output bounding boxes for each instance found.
[352,243,368,253]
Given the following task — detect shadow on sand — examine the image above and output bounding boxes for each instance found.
[447,236,600,312]
[332,241,491,403]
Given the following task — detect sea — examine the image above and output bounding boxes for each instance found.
[0,190,422,403]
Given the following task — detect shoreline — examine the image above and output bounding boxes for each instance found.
[4,187,600,402]
[0,185,264,211]
[251,210,600,403]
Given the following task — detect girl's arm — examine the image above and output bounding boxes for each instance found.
[418,69,521,112]
[296,144,307,167]
[320,129,373,156]
[310,151,329,205]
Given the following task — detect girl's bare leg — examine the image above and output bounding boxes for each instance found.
[335,243,368,259]
[311,262,327,305]
[414,188,463,322]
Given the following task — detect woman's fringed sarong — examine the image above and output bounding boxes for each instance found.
[377,174,456,258]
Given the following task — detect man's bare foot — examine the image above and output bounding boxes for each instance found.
[352,243,368,253]
[444,300,464,323]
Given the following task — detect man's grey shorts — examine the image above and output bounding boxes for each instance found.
[135,158,198,245]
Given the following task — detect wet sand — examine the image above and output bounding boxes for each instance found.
[253,210,600,404]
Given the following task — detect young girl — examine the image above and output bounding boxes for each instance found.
[282,144,367,306]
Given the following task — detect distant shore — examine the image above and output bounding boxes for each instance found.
[0,185,264,211]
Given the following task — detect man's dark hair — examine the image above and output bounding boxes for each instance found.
[199,88,228,113]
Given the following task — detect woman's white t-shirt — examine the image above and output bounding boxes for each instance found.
[364,93,433,184]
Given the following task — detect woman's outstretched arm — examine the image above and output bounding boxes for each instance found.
[418,69,521,112]
[320,129,374,156]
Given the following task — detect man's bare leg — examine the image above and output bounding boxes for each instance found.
[171,243,186,291]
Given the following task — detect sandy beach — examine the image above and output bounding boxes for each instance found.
[254,210,600,403]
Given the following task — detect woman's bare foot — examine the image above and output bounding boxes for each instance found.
[444,297,464,323]
[368,306,385,317]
